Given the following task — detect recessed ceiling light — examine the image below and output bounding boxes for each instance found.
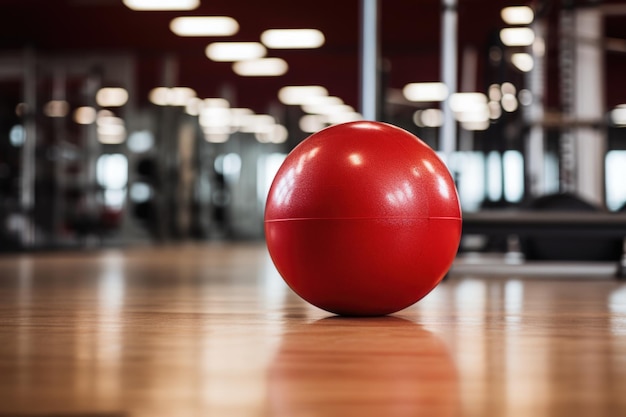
[170,16,239,37]
[239,114,276,133]
[511,53,534,72]
[233,58,288,76]
[206,42,267,62]
[501,6,534,25]
[611,107,626,126]
[74,106,97,124]
[402,82,449,102]
[261,29,325,49]
[449,93,488,113]
[123,0,199,11]
[148,87,196,106]
[500,27,535,46]
[96,87,129,107]
[278,85,329,105]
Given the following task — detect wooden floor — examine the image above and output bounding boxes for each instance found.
[1,243,625,417]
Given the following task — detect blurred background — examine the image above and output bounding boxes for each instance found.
[0,0,625,253]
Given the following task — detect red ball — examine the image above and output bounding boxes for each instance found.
[264,121,462,316]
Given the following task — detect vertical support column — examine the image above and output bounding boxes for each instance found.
[440,0,458,165]
[51,66,67,244]
[573,7,605,207]
[559,5,577,194]
[359,0,380,121]
[20,48,37,248]
[525,19,547,197]
[83,68,101,229]
[157,53,179,240]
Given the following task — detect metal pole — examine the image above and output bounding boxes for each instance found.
[440,0,458,164]
[21,47,37,248]
[359,0,379,121]
[525,19,547,197]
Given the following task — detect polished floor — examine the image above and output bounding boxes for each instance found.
[0,243,625,417]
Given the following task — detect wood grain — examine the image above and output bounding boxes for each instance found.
[0,243,625,417]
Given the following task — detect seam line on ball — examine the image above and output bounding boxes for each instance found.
[265,216,462,222]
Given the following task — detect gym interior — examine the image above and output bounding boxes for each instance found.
[1,1,626,416]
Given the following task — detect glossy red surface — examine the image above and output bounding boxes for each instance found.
[265,121,462,316]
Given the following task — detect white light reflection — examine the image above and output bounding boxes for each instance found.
[95,252,125,400]
[17,257,33,387]
[454,279,488,410]
[437,176,451,199]
[504,280,548,415]
[505,280,524,327]
[257,153,287,203]
[273,167,297,207]
[262,252,288,308]
[609,286,626,335]
[455,279,487,324]
[385,181,415,207]
[271,147,319,207]
[99,253,125,312]
[9,124,25,146]
[348,153,363,166]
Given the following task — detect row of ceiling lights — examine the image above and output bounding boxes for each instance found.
[121,0,365,143]
[396,6,536,131]
[123,0,325,77]
[36,2,626,143]
[498,5,536,73]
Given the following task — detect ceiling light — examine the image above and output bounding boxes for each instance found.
[278,85,329,105]
[299,114,328,133]
[449,93,488,112]
[149,87,169,106]
[261,29,325,49]
[402,82,449,102]
[501,82,516,95]
[501,94,519,112]
[500,27,535,46]
[149,87,196,106]
[501,6,534,25]
[74,106,97,124]
[97,116,126,144]
[229,108,254,130]
[44,100,69,118]
[169,87,196,106]
[170,16,239,37]
[123,0,199,11]
[302,103,355,115]
[255,124,289,144]
[511,53,534,72]
[205,42,266,62]
[455,106,490,123]
[488,84,502,101]
[203,98,230,108]
[461,120,490,131]
[611,107,626,126]
[199,107,231,127]
[488,101,502,119]
[239,114,276,133]
[96,87,129,107]
[233,58,288,76]
[413,109,444,128]
[185,97,203,115]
